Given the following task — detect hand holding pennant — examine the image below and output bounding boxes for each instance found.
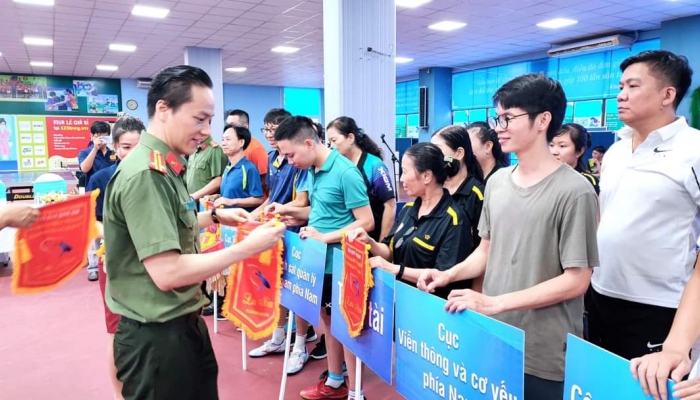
[341,232,374,337]
[222,217,285,340]
[12,190,100,294]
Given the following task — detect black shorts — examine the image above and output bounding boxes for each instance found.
[587,288,677,360]
[321,273,333,316]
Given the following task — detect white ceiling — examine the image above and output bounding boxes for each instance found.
[0,0,699,88]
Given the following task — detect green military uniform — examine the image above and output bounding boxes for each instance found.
[185,136,228,194]
[103,131,218,400]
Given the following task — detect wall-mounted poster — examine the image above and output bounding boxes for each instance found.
[46,116,117,164]
[73,80,99,97]
[0,115,19,171]
[88,95,119,114]
[0,74,120,116]
[16,116,48,171]
[0,75,48,102]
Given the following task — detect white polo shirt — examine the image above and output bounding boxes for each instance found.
[594,117,700,308]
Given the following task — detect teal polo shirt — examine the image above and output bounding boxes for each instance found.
[307,149,369,274]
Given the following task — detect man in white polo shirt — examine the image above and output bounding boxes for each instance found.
[588,50,700,361]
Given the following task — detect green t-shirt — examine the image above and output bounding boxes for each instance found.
[307,149,369,273]
[104,131,205,323]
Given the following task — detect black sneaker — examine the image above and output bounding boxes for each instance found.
[306,325,318,342]
[310,334,327,360]
[201,305,214,317]
[216,311,227,321]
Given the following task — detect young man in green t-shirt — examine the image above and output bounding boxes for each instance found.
[271,116,374,399]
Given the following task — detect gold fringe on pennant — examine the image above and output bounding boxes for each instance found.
[11,190,100,295]
[340,234,374,338]
[222,233,284,341]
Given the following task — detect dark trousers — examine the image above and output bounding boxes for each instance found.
[114,313,219,400]
[524,374,564,400]
[587,288,676,360]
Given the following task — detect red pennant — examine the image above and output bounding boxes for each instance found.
[222,221,283,340]
[341,234,374,337]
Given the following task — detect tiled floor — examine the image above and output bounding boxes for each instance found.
[0,265,399,399]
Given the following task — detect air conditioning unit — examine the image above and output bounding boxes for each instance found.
[136,78,153,89]
[548,35,634,58]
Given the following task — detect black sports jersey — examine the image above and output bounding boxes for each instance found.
[451,175,484,252]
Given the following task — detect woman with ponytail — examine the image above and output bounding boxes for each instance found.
[326,116,396,242]
[431,124,485,252]
[549,123,599,194]
[467,121,510,182]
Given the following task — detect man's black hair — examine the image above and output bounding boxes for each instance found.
[274,116,318,143]
[90,121,111,135]
[227,109,249,124]
[147,65,213,119]
[225,124,252,150]
[263,108,292,125]
[620,50,693,109]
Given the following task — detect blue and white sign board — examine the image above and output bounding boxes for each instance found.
[564,334,673,400]
[330,248,395,385]
[280,231,326,327]
[395,282,524,400]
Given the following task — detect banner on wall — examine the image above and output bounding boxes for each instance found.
[0,115,19,171]
[564,334,673,400]
[46,116,117,161]
[16,116,48,171]
[394,282,525,400]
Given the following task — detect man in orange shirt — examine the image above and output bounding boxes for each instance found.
[226,109,269,197]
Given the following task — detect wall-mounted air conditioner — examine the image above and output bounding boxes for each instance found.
[136,78,153,89]
[548,35,634,58]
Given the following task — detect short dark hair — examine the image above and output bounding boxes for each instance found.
[227,109,249,125]
[555,123,590,173]
[112,117,145,143]
[313,122,325,142]
[493,73,567,142]
[264,108,292,125]
[224,124,252,150]
[327,116,383,158]
[466,121,510,167]
[274,116,319,143]
[90,121,111,135]
[620,50,693,109]
[433,125,483,182]
[147,65,213,119]
[405,142,460,185]
[592,145,606,154]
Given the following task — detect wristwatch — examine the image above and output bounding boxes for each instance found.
[211,207,220,224]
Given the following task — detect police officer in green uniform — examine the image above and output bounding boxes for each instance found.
[103,65,286,400]
[186,135,228,200]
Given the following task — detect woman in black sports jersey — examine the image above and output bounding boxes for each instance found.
[431,125,484,252]
[549,123,600,194]
[467,121,510,183]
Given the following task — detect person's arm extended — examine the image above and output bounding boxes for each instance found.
[318,205,374,244]
[379,199,396,242]
[143,225,282,291]
[417,239,489,293]
[663,263,700,354]
[287,191,309,208]
[192,176,222,200]
[80,147,98,173]
[217,196,263,208]
[493,267,591,313]
[250,199,270,220]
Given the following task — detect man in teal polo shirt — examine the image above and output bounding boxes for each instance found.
[271,116,374,400]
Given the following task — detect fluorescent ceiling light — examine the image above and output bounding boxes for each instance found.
[96,65,118,71]
[536,18,578,29]
[23,37,53,46]
[30,61,53,67]
[428,21,467,31]
[13,0,54,5]
[395,57,414,64]
[109,43,136,52]
[396,0,431,7]
[132,5,170,19]
[271,46,299,54]
[225,67,247,73]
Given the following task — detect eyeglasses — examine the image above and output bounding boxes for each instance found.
[260,126,277,134]
[487,112,535,130]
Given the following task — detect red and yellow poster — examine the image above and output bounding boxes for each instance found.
[46,116,117,159]
[341,234,374,337]
[223,221,283,340]
[12,191,99,294]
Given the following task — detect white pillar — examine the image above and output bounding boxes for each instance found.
[323,0,397,177]
[184,47,225,142]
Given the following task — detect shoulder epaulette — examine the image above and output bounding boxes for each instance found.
[210,141,219,148]
[149,150,167,174]
[471,185,484,201]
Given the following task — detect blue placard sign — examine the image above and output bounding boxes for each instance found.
[564,334,673,400]
[280,231,326,326]
[395,282,524,400]
[330,248,395,384]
